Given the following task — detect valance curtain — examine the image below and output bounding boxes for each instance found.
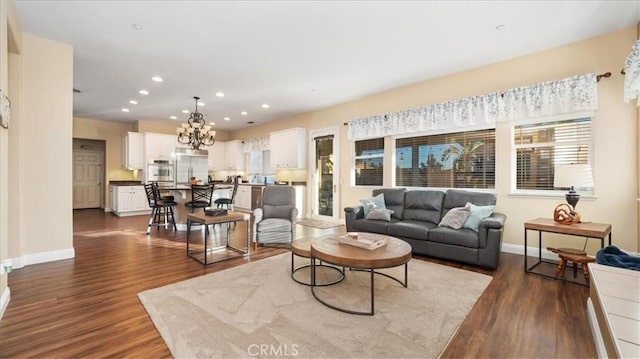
[242,135,270,152]
[347,73,598,140]
[623,39,640,106]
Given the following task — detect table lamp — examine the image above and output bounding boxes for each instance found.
[554,164,594,209]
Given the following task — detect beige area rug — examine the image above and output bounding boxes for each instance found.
[138,253,492,359]
[297,218,344,229]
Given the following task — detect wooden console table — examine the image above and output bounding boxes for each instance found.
[524,218,611,286]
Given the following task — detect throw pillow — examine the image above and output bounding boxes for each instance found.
[462,202,495,232]
[359,193,386,216]
[366,208,394,221]
[438,206,471,229]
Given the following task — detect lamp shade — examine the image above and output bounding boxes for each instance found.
[554,164,594,189]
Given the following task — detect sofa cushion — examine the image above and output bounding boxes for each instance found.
[403,190,445,224]
[438,206,470,229]
[429,226,480,248]
[359,193,386,216]
[442,189,496,218]
[366,208,394,221]
[462,203,495,231]
[373,188,406,219]
[387,220,435,240]
[256,218,292,233]
[349,218,393,234]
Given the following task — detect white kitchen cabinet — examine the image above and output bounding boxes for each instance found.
[207,141,226,170]
[270,128,307,169]
[121,132,144,170]
[145,133,177,160]
[234,185,252,210]
[112,185,151,217]
[224,140,245,171]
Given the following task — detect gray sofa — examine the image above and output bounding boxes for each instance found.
[344,188,506,269]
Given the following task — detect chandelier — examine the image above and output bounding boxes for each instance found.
[176,96,216,150]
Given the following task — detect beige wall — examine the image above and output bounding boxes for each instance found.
[232,27,638,254]
[17,33,74,257]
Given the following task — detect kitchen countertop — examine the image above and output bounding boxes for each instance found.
[109,180,143,186]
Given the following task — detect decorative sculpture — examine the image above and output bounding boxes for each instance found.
[553,203,581,224]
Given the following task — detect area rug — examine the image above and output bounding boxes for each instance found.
[138,253,492,358]
[296,218,344,229]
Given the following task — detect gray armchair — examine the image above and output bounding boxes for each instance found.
[253,186,298,245]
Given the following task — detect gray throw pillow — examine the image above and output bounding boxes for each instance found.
[366,208,394,221]
[438,206,471,229]
[359,193,386,216]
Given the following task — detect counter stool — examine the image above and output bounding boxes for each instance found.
[185,184,214,234]
[144,183,177,235]
[554,251,596,285]
[215,182,238,210]
[291,238,344,286]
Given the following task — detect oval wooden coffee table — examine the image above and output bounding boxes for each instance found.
[310,234,412,316]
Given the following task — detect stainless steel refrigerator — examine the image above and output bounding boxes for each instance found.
[175,148,209,186]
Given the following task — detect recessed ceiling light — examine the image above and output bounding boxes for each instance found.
[241,111,248,116]
[216,92,224,97]
[181,109,189,114]
[224,117,230,121]
[129,100,138,105]
[132,24,142,30]
[262,103,270,109]
[169,115,177,120]
[151,76,163,82]
[197,102,205,106]
[139,89,149,95]
[121,108,130,112]
[209,122,216,126]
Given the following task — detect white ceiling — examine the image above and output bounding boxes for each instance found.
[13,0,640,131]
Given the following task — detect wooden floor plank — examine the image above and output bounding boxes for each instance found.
[0,209,596,358]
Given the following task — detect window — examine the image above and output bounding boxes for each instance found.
[354,138,384,186]
[513,116,593,192]
[395,129,495,189]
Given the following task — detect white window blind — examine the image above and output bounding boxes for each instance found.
[395,129,495,189]
[513,116,593,192]
[354,138,384,186]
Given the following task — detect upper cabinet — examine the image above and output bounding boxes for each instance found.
[270,128,307,169]
[206,140,244,170]
[121,132,144,170]
[224,140,245,171]
[145,133,177,160]
[207,141,226,170]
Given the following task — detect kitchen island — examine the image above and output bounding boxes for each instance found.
[164,184,234,230]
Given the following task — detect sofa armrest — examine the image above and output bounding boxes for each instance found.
[252,208,263,244]
[479,212,506,230]
[290,208,298,238]
[477,212,506,269]
[344,206,364,232]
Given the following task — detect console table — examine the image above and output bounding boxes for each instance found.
[524,218,611,286]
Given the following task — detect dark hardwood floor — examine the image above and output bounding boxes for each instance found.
[0,209,596,358]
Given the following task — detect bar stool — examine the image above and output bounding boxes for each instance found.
[215,182,238,210]
[144,183,177,235]
[185,183,214,233]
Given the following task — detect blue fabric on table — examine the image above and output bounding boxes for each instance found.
[595,245,640,271]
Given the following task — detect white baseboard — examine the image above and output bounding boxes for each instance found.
[2,247,75,274]
[0,286,10,320]
[22,248,75,267]
[501,242,559,261]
